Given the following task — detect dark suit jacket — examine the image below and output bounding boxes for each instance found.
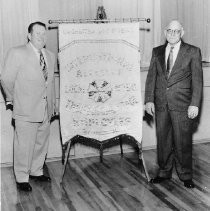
[145,41,203,111]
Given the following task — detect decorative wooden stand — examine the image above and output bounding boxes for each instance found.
[61,134,150,183]
[49,17,152,184]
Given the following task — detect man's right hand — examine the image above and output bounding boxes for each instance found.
[145,102,155,116]
[6,101,13,111]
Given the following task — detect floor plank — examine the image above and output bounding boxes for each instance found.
[1,142,210,211]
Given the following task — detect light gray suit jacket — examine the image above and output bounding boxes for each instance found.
[1,43,56,122]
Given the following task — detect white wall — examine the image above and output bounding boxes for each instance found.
[1,67,210,165]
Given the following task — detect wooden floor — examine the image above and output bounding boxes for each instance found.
[1,142,210,211]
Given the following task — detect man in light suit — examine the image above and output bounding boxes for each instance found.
[145,20,203,188]
[1,22,56,191]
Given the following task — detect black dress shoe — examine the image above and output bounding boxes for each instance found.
[184,180,195,188]
[29,175,51,182]
[17,182,32,192]
[150,176,170,183]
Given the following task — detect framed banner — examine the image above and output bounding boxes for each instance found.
[57,20,150,182]
[59,22,143,145]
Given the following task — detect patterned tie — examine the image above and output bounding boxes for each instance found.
[166,46,174,78]
[40,51,48,81]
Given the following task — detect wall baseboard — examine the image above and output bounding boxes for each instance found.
[1,139,209,168]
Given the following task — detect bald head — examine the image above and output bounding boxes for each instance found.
[166,20,183,31]
[164,20,184,46]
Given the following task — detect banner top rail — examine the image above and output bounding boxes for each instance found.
[48,18,151,24]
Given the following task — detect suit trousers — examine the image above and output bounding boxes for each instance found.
[14,109,50,183]
[155,107,194,181]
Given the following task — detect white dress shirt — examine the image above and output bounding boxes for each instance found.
[29,42,48,67]
[165,41,181,68]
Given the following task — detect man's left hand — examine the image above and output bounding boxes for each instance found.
[188,106,199,119]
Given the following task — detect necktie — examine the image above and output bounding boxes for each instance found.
[40,51,48,81]
[166,46,174,78]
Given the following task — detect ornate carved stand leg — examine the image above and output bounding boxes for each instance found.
[137,142,150,182]
[61,140,72,183]
[62,143,68,164]
[100,143,103,163]
[58,114,65,165]
[120,137,123,157]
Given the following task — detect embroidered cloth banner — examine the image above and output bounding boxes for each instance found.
[59,22,143,144]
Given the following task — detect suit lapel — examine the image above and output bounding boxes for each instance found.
[26,44,40,67]
[169,42,187,77]
[27,44,46,83]
[157,45,167,77]
[43,49,52,82]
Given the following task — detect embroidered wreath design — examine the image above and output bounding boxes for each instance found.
[88,80,112,103]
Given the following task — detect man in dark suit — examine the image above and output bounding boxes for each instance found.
[1,22,56,191]
[145,20,203,188]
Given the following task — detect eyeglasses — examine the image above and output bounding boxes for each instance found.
[166,29,181,35]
